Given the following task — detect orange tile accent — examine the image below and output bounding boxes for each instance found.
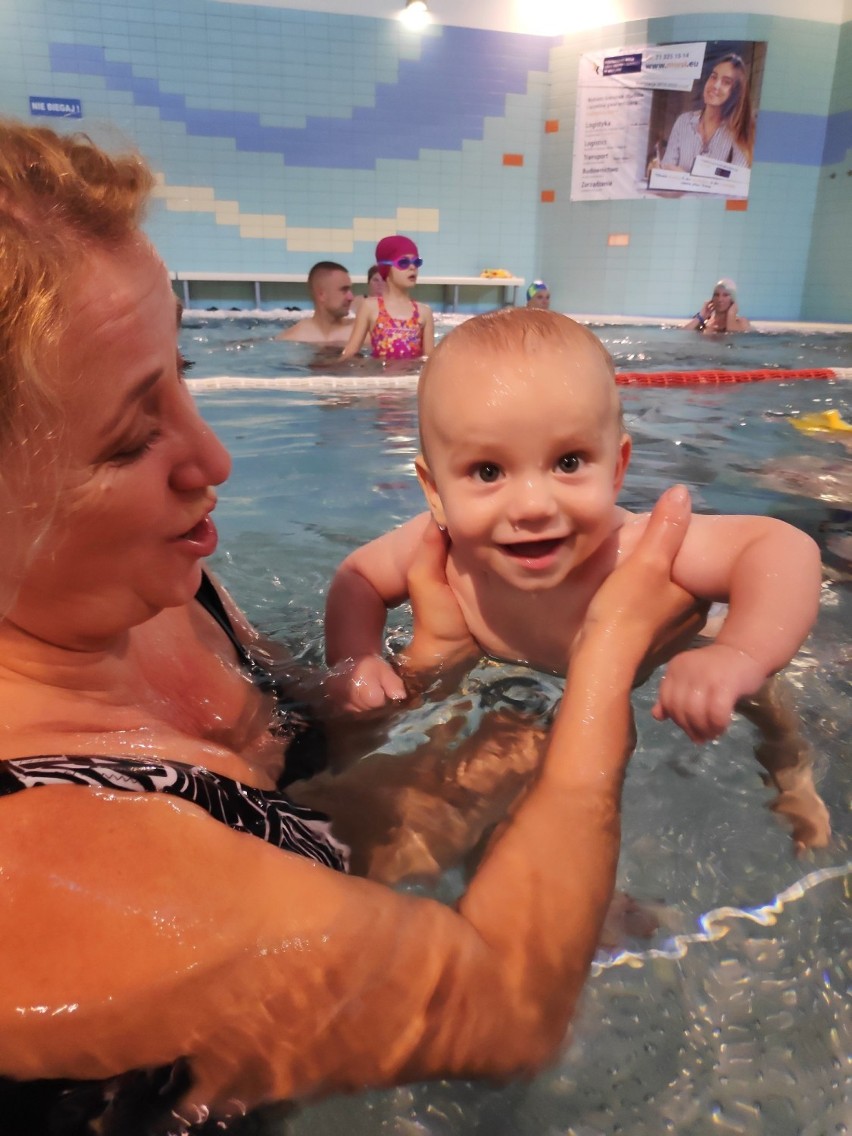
[541,189,555,203]
[502,153,524,167]
[545,119,560,133]
[725,198,748,211]
[607,233,630,247]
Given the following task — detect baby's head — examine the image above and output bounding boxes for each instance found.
[416,309,630,586]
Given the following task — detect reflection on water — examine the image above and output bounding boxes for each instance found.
[199,379,850,1136]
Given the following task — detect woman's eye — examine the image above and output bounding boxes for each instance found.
[110,430,162,464]
[557,454,581,473]
[474,463,501,483]
[178,354,195,378]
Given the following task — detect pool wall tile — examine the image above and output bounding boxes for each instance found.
[0,0,849,320]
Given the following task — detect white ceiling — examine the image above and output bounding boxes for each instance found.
[209,0,852,32]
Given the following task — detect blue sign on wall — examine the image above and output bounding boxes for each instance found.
[29,96,82,118]
[602,53,643,76]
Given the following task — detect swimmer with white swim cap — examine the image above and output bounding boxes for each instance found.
[686,276,751,332]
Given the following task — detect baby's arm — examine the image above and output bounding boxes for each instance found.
[339,300,375,360]
[325,513,433,710]
[656,514,821,742]
[420,304,435,355]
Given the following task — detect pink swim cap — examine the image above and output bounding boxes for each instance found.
[375,234,419,280]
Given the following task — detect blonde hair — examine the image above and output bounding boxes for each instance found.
[0,119,154,601]
[418,308,621,455]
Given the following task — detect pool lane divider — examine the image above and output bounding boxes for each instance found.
[615,367,842,386]
[189,366,852,393]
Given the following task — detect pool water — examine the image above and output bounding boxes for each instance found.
[182,315,852,381]
[197,377,850,1136]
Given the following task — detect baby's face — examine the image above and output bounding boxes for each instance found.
[417,332,629,592]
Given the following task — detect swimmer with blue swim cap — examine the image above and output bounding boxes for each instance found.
[526,280,550,310]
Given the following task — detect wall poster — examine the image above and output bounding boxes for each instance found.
[571,40,766,201]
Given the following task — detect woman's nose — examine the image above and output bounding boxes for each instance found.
[169,403,232,492]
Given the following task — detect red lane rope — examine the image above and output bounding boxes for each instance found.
[615,368,837,387]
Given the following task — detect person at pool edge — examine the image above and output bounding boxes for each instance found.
[685,277,751,333]
[274,259,355,344]
[0,119,710,1130]
[526,280,550,309]
[324,308,827,845]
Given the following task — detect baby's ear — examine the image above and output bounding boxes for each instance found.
[414,453,447,527]
[614,432,632,493]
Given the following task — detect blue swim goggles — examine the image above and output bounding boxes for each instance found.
[379,256,423,270]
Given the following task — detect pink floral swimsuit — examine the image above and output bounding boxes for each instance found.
[370,296,423,359]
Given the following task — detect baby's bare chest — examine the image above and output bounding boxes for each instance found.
[454,583,589,675]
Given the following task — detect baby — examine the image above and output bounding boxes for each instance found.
[325,309,822,746]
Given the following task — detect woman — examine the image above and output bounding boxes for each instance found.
[0,120,701,1133]
[685,277,751,333]
[661,53,754,171]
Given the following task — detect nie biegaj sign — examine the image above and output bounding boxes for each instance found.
[30,97,82,118]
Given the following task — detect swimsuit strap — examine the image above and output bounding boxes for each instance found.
[194,571,329,784]
[195,570,258,673]
[0,754,349,871]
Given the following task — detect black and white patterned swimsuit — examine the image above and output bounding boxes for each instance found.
[0,573,350,1134]
[0,571,347,872]
[0,754,348,872]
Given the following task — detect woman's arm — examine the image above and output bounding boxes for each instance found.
[0,487,697,1116]
[420,304,435,355]
[339,300,375,360]
[724,300,750,332]
[684,298,713,331]
[661,113,688,169]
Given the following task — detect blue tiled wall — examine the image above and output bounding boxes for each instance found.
[541,13,850,322]
[802,20,852,322]
[0,0,849,320]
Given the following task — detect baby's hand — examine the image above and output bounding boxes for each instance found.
[328,654,407,713]
[652,644,767,743]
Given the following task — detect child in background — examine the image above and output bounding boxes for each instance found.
[351,263,385,316]
[326,309,822,751]
[525,280,551,309]
[340,235,434,360]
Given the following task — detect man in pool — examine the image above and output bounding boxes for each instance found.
[325,309,822,748]
[275,260,355,344]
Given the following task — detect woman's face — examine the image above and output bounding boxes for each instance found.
[712,285,734,313]
[368,272,385,297]
[703,61,739,111]
[13,238,232,645]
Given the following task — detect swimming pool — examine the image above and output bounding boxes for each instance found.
[197,374,850,1136]
[182,314,852,388]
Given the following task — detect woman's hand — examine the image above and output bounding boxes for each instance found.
[579,486,706,669]
[398,520,479,689]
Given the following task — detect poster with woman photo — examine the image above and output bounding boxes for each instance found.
[571,40,766,202]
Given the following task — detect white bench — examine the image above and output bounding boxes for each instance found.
[170,271,524,312]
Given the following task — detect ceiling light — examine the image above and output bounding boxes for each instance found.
[400,0,431,31]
